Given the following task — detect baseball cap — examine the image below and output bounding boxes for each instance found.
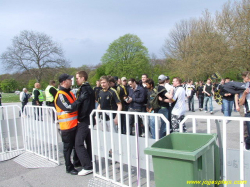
[121,77,127,81]
[165,76,170,80]
[158,74,167,81]
[59,74,73,83]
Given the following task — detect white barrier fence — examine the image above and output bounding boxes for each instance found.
[0,105,59,165]
[90,110,250,187]
[23,105,59,165]
[0,105,24,161]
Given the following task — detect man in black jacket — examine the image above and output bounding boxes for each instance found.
[126,78,145,136]
[221,78,235,122]
[75,71,95,176]
[55,73,86,175]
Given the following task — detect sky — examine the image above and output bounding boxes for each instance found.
[0,0,230,73]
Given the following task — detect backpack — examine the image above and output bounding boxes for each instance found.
[149,86,167,110]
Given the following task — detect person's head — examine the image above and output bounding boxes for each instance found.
[199,81,203,86]
[76,71,88,86]
[225,77,230,83]
[188,80,193,85]
[49,80,56,87]
[96,80,100,87]
[172,77,182,87]
[108,76,116,88]
[145,79,154,89]
[141,74,148,83]
[100,76,109,90]
[158,74,166,84]
[220,79,225,85]
[121,77,127,86]
[207,79,211,84]
[117,78,121,85]
[242,71,250,83]
[128,78,137,89]
[34,83,41,89]
[165,76,170,83]
[23,88,27,93]
[59,73,73,89]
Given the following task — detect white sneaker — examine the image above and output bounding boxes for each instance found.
[78,169,93,176]
[210,111,213,114]
[205,111,208,113]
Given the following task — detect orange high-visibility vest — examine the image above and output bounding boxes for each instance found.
[54,90,78,130]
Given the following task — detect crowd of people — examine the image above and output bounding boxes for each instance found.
[17,70,250,175]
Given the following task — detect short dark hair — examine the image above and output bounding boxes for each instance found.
[49,80,55,85]
[77,71,88,81]
[128,78,136,83]
[142,74,148,78]
[242,71,250,77]
[188,80,193,83]
[109,76,116,83]
[173,77,182,84]
[146,78,154,87]
[225,77,230,80]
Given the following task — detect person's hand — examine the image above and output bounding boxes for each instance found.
[114,116,118,125]
[244,88,250,94]
[236,106,240,112]
[158,96,163,101]
[126,97,132,103]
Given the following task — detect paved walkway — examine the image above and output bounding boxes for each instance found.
[0,99,243,187]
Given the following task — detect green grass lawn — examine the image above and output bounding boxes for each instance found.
[1,93,21,103]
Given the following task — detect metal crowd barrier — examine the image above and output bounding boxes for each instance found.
[179,115,250,187]
[22,105,59,165]
[90,110,250,187]
[0,105,24,161]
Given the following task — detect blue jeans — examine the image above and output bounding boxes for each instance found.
[222,99,234,117]
[188,97,194,111]
[149,113,156,139]
[245,112,250,136]
[204,96,213,112]
[157,107,169,139]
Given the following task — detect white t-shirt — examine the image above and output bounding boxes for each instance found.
[165,83,173,93]
[172,87,186,116]
[20,91,24,102]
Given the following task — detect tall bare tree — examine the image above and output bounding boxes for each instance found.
[1,30,70,82]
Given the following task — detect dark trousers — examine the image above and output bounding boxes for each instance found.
[128,108,143,136]
[61,129,77,171]
[46,102,56,121]
[33,102,42,120]
[198,95,204,109]
[75,122,92,170]
[188,97,194,111]
[21,102,28,113]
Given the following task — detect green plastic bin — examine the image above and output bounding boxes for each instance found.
[144,133,220,187]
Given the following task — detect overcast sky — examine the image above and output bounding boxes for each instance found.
[0,0,230,73]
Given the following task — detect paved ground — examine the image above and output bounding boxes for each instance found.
[0,99,243,187]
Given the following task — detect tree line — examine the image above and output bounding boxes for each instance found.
[0,0,249,92]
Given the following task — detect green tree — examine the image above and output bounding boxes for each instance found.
[0,79,18,93]
[101,34,151,78]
